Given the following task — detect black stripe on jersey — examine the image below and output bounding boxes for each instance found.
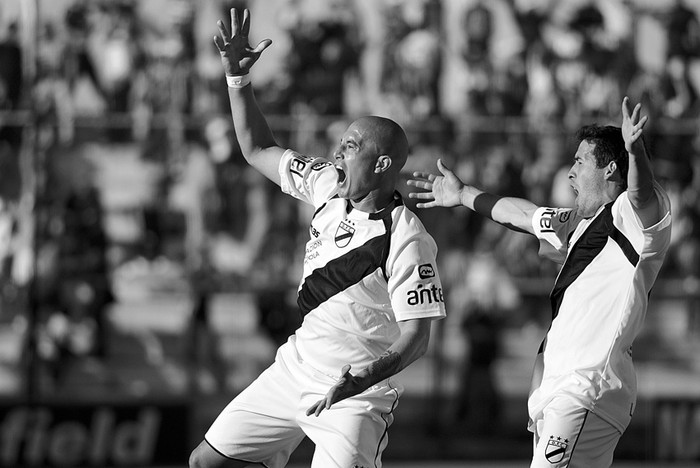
[297,216,393,315]
[610,225,639,267]
[549,202,639,320]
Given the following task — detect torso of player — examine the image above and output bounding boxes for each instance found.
[530,188,672,430]
[278,150,445,377]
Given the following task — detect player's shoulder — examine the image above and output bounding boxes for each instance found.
[390,203,434,241]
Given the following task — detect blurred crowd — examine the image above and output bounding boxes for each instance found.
[0,0,699,396]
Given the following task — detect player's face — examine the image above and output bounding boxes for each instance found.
[568,141,608,218]
[333,122,381,201]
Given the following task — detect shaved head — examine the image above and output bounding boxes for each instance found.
[351,116,409,172]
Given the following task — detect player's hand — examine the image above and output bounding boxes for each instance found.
[407,159,464,208]
[213,8,271,76]
[621,96,648,155]
[306,365,366,417]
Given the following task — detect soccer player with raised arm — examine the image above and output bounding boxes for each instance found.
[189,9,446,468]
[408,97,671,468]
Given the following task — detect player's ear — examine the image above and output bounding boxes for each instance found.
[375,155,392,173]
[605,161,619,181]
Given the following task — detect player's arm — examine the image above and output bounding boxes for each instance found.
[408,159,540,235]
[214,8,284,186]
[306,318,432,417]
[621,96,662,228]
[362,317,432,379]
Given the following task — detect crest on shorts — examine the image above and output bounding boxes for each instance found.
[545,435,569,463]
[335,221,355,248]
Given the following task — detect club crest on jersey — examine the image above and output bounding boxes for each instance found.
[545,435,569,463]
[335,221,355,248]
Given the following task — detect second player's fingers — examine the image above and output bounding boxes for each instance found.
[407,180,432,190]
[406,179,429,188]
[437,158,452,174]
[622,96,631,117]
[637,115,648,129]
[411,171,432,180]
[408,192,434,200]
[631,102,642,122]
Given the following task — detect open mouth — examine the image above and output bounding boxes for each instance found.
[335,166,347,184]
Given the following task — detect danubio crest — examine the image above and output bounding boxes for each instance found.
[335,220,355,248]
[545,436,568,463]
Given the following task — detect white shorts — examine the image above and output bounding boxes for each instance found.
[531,397,622,468]
[205,339,402,468]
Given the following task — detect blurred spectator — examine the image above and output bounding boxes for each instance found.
[36,157,113,388]
[443,250,521,433]
[666,0,700,64]
[0,197,18,319]
[460,0,493,118]
[63,1,107,119]
[124,1,199,263]
[379,0,442,121]
[0,20,22,201]
[34,22,74,147]
[170,117,280,391]
[169,137,226,394]
[281,0,362,116]
[93,3,139,114]
[0,20,22,112]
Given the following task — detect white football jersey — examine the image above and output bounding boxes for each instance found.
[278,149,446,377]
[529,182,672,432]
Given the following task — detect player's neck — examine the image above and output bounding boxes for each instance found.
[350,188,396,214]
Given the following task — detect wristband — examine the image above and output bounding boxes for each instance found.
[226,74,251,88]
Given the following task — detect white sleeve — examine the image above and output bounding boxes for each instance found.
[388,232,446,322]
[278,149,338,208]
[531,207,578,264]
[613,184,673,255]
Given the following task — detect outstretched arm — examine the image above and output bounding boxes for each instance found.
[621,96,661,228]
[306,318,431,416]
[214,8,283,185]
[407,159,540,235]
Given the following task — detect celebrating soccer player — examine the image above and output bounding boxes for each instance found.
[408,97,671,468]
[189,9,446,468]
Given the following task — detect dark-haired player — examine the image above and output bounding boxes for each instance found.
[409,97,671,468]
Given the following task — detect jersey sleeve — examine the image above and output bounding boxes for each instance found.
[612,182,673,254]
[387,225,446,322]
[278,149,338,208]
[531,207,579,264]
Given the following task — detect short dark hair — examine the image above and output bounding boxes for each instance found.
[575,124,628,188]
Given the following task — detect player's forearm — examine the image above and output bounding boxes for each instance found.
[353,325,430,389]
[459,186,537,234]
[626,143,656,208]
[227,84,278,163]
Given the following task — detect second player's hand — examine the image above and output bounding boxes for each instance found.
[306,365,366,417]
[407,159,464,208]
[621,96,648,155]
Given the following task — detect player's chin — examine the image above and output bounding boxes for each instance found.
[336,181,354,199]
